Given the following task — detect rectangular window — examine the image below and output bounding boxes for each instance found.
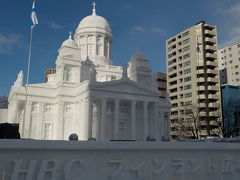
[184,84,192,90]
[184,76,191,82]
[185,101,192,105]
[185,93,192,98]
[183,61,191,67]
[184,68,191,74]
[182,38,190,45]
[183,53,191,59]
[182,31,189,37]
[43,122,52,140]
[182,45,190,52]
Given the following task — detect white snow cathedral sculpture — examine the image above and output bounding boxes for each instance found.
[7,3,171,141]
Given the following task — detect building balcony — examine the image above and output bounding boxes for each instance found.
[199,103,207,107]
[198,77,205,82]
[198,86,205,91]
[199,94,206,99]
[207,85,219,91]
[197,69,205,74]
[206,53,217,59]
[209,111,218,116]
[207,77,218,83]
[207,69,218,75]
[171,114,179,119]
[209,121,218,126]
[200,111,207,116]
[208,94,220,99]
[205,45,217,51]
[205,37,216,44]
[204,30,216,36]
[208,102,219,108]
[206,61,218,66]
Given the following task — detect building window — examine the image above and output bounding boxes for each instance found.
[183,61,191,67]
[229,54,232,57]
[235,72,239,75]
[229,60,233,64]
[168,66,177,72]
[182,45,190,52]
[185,101,192,105]
[184,76,191,82]
[182,31,190,37]
[185,93,192,98]
[238,44,240,48]
[182,38,190,45]
[184,68,191,74]
[184,84,192,90]
[183,53,191,59]
[229,47,232,51]
[235,65,239,68]
[43,122,53,140]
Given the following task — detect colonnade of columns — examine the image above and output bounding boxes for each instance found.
[84,97,160,141]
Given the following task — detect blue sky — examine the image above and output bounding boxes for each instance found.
[0,0,240,96]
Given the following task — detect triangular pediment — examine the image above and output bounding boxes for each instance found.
[90,79,159,96]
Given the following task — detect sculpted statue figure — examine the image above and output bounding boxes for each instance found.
[122,63,128,79]
[14,70,23,87]
[89,66,97,82]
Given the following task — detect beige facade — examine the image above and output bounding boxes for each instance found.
[166,21,221,139]
[153,72,167,98]
[218,40,240,85]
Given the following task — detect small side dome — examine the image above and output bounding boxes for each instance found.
[61,32,77,48]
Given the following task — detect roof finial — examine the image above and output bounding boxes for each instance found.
[69,31,73,39]
[92,2,96,15]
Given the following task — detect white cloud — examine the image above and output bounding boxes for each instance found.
[132,26,145,33]
[47,21,62,29]
[223,2,240,17]
[218,2,240,46]
[150,27,165,34]
[231,26,240,36]
[0,33,24,54]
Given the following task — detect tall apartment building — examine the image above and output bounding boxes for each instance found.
[153,72,167,98]
[166,21,221,139]
[218,40,240,86]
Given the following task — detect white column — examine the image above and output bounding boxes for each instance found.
[36,102,44,140]
[154,102,159,140]
[131,101,136,140]
[114,99,120,140]
[101,98,107,140]
[24,101,32,138]
[83,96,93,140]
[159,111,164,140]
[57,101,64,140]
[88,97,93,139]
[96,100,101,140]
[143,101,148,140]
[7,99,18,123]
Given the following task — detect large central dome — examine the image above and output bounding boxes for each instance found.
[76,5,111,33]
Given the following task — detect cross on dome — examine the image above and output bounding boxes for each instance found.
[92,2,97,15]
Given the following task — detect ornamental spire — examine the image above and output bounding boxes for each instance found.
[69,31,73,39]
[92,2,96,15]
